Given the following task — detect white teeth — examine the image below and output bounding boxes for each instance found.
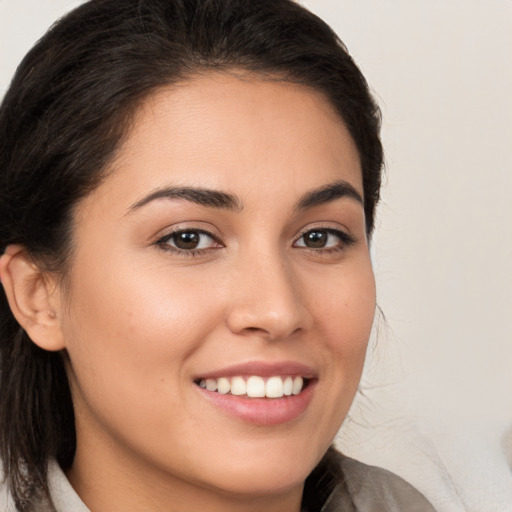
[265,376,284,398]
[231,376,247,395]
[217,377,231,394]
[283,376,293,396]
[198,375,307,398]
[292,376,303,395]
[205,378,217,392]
[246,376,266,397]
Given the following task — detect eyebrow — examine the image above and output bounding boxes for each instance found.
[128,186,243,212]
[127,180,363,214]
[295,180,363,210]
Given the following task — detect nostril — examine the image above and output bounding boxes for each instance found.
[225,292,310,340]
[239,325,303,341]
[241,326,278,340]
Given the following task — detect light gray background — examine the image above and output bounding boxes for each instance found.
[1,1,511,511]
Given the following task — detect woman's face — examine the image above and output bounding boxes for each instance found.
[59,74,376,509]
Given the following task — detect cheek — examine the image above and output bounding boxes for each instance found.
[310,259,376,386]
[60,262,230,464]
[313,258,375,341]
[61,258,223,408]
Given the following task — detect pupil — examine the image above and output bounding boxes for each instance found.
[305,231,327,248]
[175,232,200,250]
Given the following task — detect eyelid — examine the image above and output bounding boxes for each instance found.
[293,225,356,249]
[154,225,225,256]
[152,222,356,258]
[153,221,223,243]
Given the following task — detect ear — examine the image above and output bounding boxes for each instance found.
[0,245,65,351]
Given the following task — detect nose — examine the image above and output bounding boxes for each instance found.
[225,250,311,341]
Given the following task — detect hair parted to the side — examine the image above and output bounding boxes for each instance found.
[0,0,383,509]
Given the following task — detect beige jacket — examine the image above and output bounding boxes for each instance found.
[316,450,436,511]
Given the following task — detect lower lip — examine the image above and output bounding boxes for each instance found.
[195,381,316,426]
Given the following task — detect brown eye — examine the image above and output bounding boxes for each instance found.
[158,229,220,252]
[173,231,201,250]
[302,230,328,248]
[294,228,354,251]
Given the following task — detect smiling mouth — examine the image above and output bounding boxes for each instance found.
[194,375,309,399]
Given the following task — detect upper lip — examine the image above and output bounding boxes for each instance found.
[195,361,317,380]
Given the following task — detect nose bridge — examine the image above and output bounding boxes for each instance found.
[226,245,308,339]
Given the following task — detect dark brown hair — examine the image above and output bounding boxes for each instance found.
[0,0,382,509]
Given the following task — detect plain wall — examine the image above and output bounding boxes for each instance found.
[301,2,512,511]
[1,1,512,511]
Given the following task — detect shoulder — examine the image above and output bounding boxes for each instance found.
[0,461,89,512]
[0,477,56,512]
[314,449,437,512]
[0,472,17,512]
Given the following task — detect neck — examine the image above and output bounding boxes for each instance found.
[67,435,305,512]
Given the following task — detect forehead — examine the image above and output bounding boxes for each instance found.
[85,73,363,215]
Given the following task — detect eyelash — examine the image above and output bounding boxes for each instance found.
[155,229,222,257]
[293,227,356,255]
[155,226,355,258]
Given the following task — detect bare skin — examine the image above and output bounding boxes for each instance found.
[1,73,375,511]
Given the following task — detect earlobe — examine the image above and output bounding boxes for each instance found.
[0,245,65,351]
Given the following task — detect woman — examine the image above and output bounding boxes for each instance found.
[0,0,436,510]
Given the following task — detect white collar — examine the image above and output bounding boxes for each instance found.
[47,460,90,512]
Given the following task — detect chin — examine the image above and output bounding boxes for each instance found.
[188,435,327,497]
[204,462,309,498]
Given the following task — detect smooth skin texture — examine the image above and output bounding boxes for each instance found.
[1,73,376,512]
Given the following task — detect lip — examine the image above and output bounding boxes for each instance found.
[194,361,317,426]
[195,360,317,380]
